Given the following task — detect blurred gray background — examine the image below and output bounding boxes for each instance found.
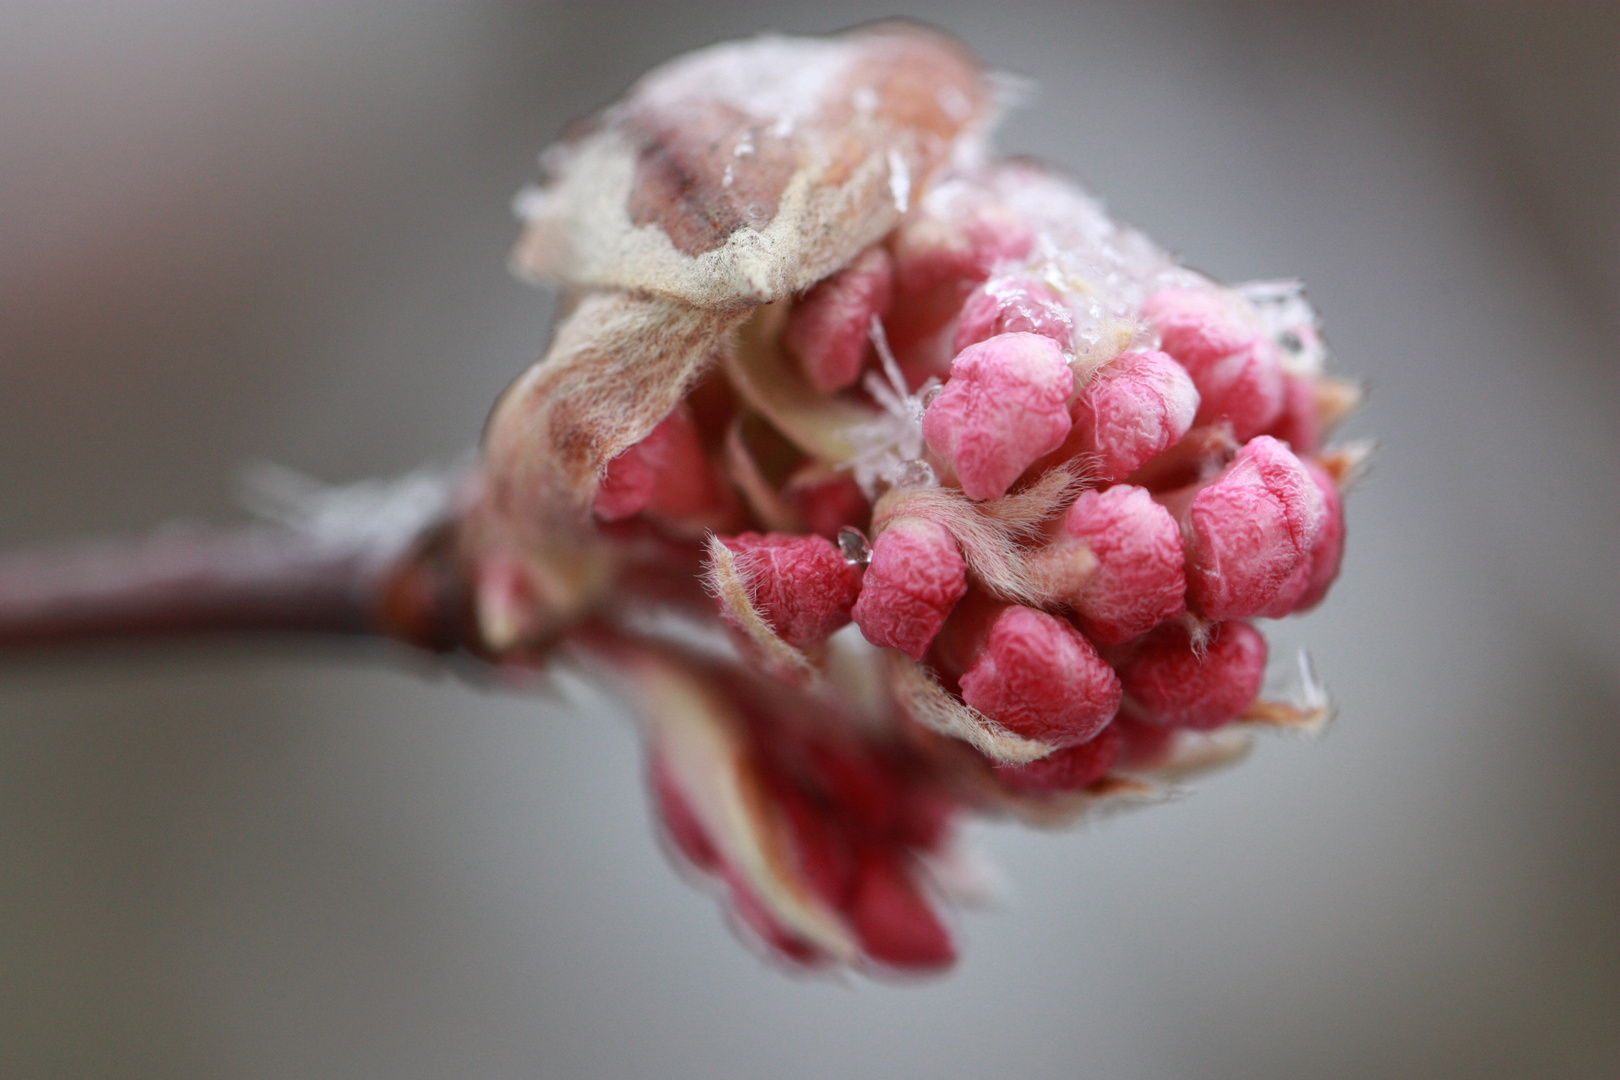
[2,3,1617,1077]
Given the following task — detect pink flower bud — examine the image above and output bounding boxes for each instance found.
[884,206,1034,352]
[1060,485,1186,644]
[594,403,723,522]
[939,599,1122,747]
[922,333,1075,500]
[1142,288,1283,441]
[477,28,1365,980]
[847,846,956,971]
[890,207,1034,298]
[993,721,1123,793]
[788,474,870,540]
[1115,620,1267,729]
[718,532,863,649]
[1180,435,1326,621]
[782,246,894,394]
[1259,459,1345,616]
[953,276,1072,353]
[1071,350,1200,482]
[1142,287,1258,371]
[852,518,967,660]
[1267,372,1323,455]
[1189,341,1286,442]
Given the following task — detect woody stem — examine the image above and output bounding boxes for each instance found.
[0,523,462,653]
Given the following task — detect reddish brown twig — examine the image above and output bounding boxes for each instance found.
[0,519,471,654]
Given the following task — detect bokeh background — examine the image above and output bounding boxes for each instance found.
[3,3,1617,1077]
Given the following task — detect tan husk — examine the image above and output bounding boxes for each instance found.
[623,651,857,960]
[724,302,878,465]
[701,534,818,684]
[482,291,748,539]
[887,651,1054,764]
[870,462,1089,607]
[510,25,992,310]
[722,419,808,535]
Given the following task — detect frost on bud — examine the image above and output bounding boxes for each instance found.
[852,516,968,660]
[783,246,894,394]
[1116,620,1267,729]
[1059,485,1186,644]
[936,597,1121,748]
[992,721,1123,794]
[1180,435,1326,621]
[1070,350,1200,483]
[953,276,1073,353]
[1143,288,1284,441]
[593,402,724,523]
[886,206,1035,349]
[715,532,863,650]
[921,333,1075,500]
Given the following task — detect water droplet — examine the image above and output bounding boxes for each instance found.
[837,527,872,566]
[893,459,936,488]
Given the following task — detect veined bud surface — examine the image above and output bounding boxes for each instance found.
[921,332,1075,501]
[1115,620,1268,730]
[476,23,1364,976]
[852,516,968,661]
[717,532,863,650]
[936,598,1122,748]
[1179,435,1327,621]
[1060,485,1186,645]
[1071,350,1199,483]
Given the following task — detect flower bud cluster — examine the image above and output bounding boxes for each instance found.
[481,25,1361,973]
[594,167,1356,964]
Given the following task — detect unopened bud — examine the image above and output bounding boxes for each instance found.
[718,532,863,649]
[1180,435,1325,621]
[1060,485,1186,644]
[1071,350,1199,483]
[593,402,724,523]
[783,246,895,394]
[852,517,967,660]
[937,597,1121,747]
[1142,288,1284,441]
[921,333,1074,500]
[1259,458,1345,616]
[1115,620,1267,729]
